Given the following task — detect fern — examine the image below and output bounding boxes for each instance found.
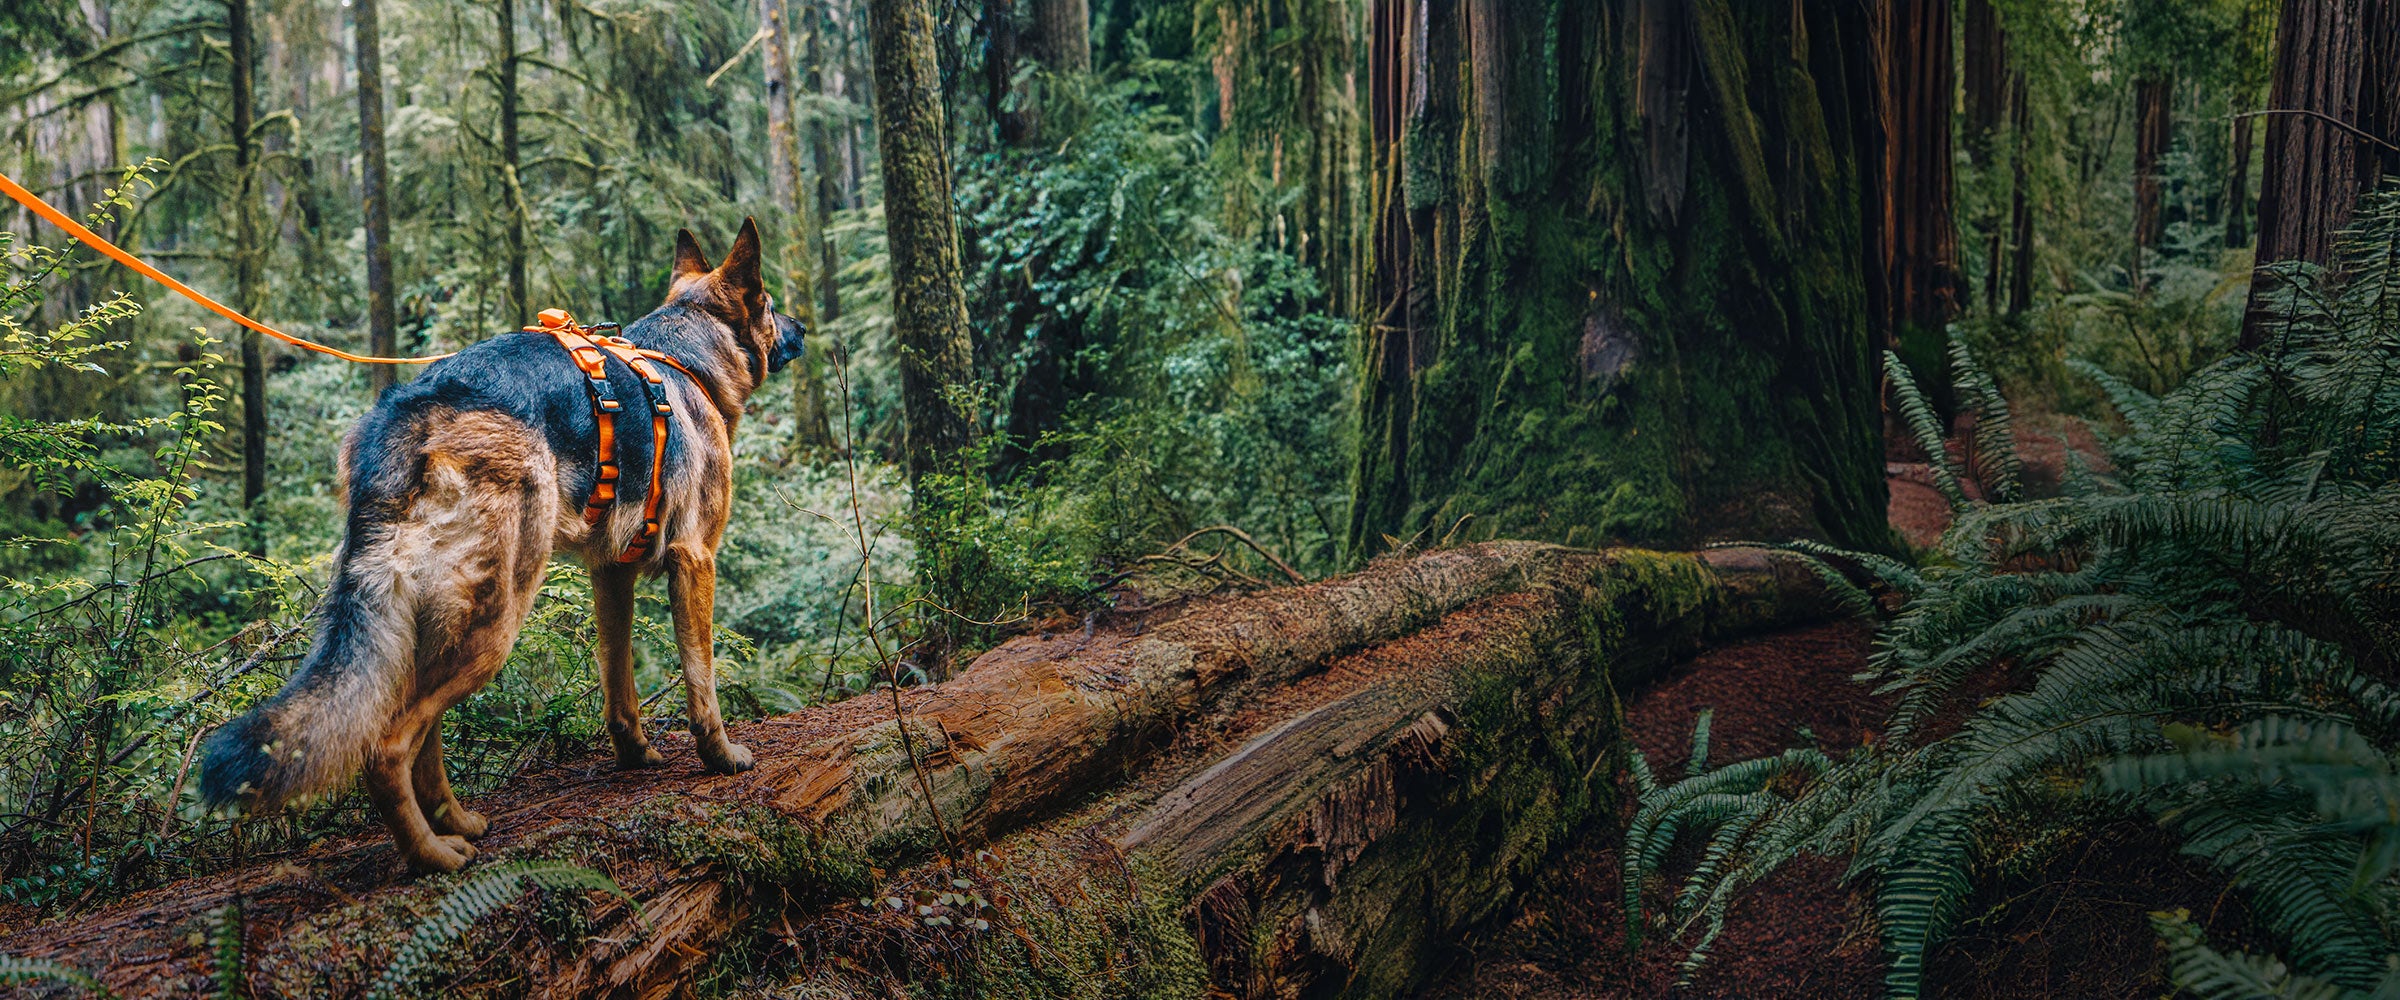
[1887,350,1972,512]
[1623,191,2400,998]
[365,861,634,1000]
[0,955,117,998]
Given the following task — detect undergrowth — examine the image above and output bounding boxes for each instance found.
[1625,189,2400,998]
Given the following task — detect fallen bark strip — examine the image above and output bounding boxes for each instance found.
[2,543,1832,999]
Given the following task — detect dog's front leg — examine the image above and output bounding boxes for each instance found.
[668,547,754,773]
[595,561,665,768]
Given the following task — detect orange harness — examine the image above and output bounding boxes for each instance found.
[526,309,711,564]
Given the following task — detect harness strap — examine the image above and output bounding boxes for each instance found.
[526,309,715,565]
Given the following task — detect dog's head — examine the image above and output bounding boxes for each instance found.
[668,219,807,381]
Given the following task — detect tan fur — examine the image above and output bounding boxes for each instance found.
[290,229,774,873]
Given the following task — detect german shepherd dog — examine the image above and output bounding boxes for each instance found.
[199,221,803,872]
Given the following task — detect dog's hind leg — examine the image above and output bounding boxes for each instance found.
[594,561,664,769]
[413,727,487,838]
[667,546,753,773]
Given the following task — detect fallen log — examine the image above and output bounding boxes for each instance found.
[1,543,1833,999]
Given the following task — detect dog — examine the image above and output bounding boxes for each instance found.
[199,220,804,872]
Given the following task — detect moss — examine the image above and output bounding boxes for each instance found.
[624,797,874,899]
[1349,2,1892,562]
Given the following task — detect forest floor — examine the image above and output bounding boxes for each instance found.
[1426,413,2222,999]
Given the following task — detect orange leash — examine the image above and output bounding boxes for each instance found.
[0,168,451,365]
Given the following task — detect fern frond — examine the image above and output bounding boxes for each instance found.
[1888,350,1972,512]
[366,861,634,1000]
[0,955,117,998]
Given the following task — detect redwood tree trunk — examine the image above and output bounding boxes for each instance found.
[1350,0,1891,559]
[355,0,398,392]
[2242,0,2400,348]
[2131,77,2172,292]
[1961,0,2009,161]
[1879,0,1965,412]
[761,0,833,450]
[866,0,977,487]
[1032,0,1089,73]
[2227,108,2254,249]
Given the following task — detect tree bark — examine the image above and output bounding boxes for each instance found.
[355,0,399,392]
[1351,0,1892,561]
[229,0,267,552]
[2131,76,2172,292]
[2227,106,2254,249]
[1032,0,1089,73]
[866,0,977,488]
[1,543,1836,999]
[762,0,833,452]
[1961,0,2009,162]
[2242,0,2400,348]
[498,0,527,328]
[1878,0,1965,413]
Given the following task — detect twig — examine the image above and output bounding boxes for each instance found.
[1166,525,1306,584]
[2230,109,2400,154]
[159,727,207,838]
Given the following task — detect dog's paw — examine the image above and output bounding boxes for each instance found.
[407,835,477,873]
[700,741,755,774]
[434,806,489,839]
[615,744,668,770]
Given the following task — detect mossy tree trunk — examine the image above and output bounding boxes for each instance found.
[761,0,835,452]
[2241,0,2400,349]
[229,0,267,553]
[865,0,977,487]
[1349,0,1893,562]
[354,0,398,393]
[497,0,527,327]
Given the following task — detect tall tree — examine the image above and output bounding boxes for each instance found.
[355,0,398,391]
[761,0,832,449]
[866,0,977,487]
[1031,0,1089,72]
[497,0,527,326]
[1875,0,1964,410]
[1350,0,1890,559]
[2130,76,2171,290]
[228,0,267,546]
[2241,0,2398,348]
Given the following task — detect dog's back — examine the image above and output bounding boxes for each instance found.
[198,334,634,814]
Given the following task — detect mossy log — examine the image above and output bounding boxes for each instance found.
[1,542,1833,999]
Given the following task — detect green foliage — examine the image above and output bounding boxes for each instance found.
[1626,192,2400,997]
[366,860,632,1000]
[0,953,116,998]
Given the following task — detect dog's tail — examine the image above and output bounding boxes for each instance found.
[199,529,412,816]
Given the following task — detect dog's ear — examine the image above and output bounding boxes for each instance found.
[673,229,712,278]
[717,218,764,302]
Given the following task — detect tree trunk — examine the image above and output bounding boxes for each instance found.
[3,543,1836,999]
[866,0,978,488]
[2241,0,2400,348]
[981,0,1035,145]
[2227,106,2254,249]
[761,0,833,452]
[498,0,527,328]
[1350,0,1892,561]
[1878,0,1965,414]
[2131,77,2172,293]
[229,0,267,552]
[2008,72,2036,317]
[1031,0,1089,73]
[1961,0,2008,162]
[355,0,399,392]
